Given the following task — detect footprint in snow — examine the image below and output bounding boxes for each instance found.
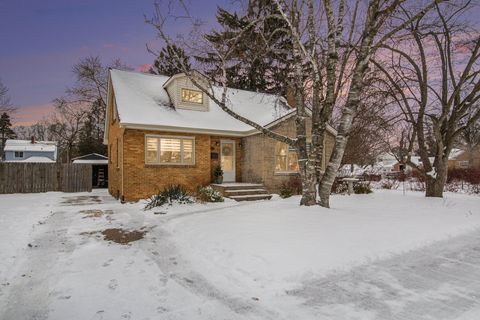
[156,306,168,314]
[108,279,118,290]
[103,259,114,267]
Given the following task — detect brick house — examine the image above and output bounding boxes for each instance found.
[448,148,480,170]
[104,69,336,201]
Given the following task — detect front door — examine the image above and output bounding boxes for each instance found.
[220,140,236,182]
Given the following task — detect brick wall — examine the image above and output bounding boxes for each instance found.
[121,129,213,201]
[241,116,336,193]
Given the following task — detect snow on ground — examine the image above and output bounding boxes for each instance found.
[0,189,479,319]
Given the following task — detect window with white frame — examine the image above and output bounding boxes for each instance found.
[181,88,203,104]
[14,151,24,158]
[456,160,470,169]
[275,142,299,172]
[146,135,194,165]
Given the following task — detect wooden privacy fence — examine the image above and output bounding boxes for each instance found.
[0,163,92,194]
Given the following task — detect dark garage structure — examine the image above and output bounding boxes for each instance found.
[72,153,108,188]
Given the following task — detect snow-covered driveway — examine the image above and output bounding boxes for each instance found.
[0,189,479,319]
[293,230,480,320]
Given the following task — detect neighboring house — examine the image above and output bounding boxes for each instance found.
[104,69,336,201]
[448,147,480,170]
[72,153,108,188]
[3,139,57,163]
[392,156,435,173]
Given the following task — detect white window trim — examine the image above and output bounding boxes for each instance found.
[145,134,195,166]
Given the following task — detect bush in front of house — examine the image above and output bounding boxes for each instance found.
[353,182,373,194]
[331,178,349,194]
[196,186,224,202]
[145,184,193,210]
[279,176,302,198]
[447,168,480,185]
[279,183,293,198]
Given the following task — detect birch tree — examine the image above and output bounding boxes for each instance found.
[274,0,443,207]
[147,0,322,205]
[148,0,442,208]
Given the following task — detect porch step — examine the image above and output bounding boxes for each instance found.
[229,194,273,201]
[211,183,271,201]
[225,189,269,196]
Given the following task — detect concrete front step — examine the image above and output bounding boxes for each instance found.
[211,183,264,191]
[225,189,269,196]
[210,183,272,201]
[229,194,273,201]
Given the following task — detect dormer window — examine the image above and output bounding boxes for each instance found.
[163,74,210,111]
[181,88,203,104]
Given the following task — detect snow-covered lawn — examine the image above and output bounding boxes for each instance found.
[0,189,479,319]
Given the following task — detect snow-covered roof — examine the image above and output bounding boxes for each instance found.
[72,153,108,161]
[5,156,55,163]
[4,140,57,153]
[449,148,465,160]
[72,159,108,165]
[107,69,336,138]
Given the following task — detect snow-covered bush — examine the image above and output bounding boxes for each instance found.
[196,186,224,203]
[145,185,193,210]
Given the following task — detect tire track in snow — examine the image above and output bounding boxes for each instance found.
[290,229,480,320]
[0,209,77,320]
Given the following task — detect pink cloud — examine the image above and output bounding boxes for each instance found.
[137,63,151,73]
[11,103,55,127]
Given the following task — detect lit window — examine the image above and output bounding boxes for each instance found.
[181,88,203,104]
[146,136,195,165]
[275,142,299,172]
[14,151,24,158]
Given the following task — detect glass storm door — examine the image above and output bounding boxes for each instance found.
[220,140,235,182]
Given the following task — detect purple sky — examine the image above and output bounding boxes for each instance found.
[1,1,478,126]
[0,0,235,125]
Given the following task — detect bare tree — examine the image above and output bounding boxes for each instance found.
[458,113,480,167]
[376,1,480,197]
[47,100,87,162]
[147,0,441,208]
[273,0,443,207]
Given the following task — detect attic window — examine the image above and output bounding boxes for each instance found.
[181,88,203,104]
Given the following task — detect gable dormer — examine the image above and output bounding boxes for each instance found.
[163,73,210,112]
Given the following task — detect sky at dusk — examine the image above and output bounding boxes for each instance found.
[0,0,235,126]
[1,1,479,126]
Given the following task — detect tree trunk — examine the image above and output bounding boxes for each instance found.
[299,161,317,206]
[425,160,447,197]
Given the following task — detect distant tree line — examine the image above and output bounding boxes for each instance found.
[14,57,131,163]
